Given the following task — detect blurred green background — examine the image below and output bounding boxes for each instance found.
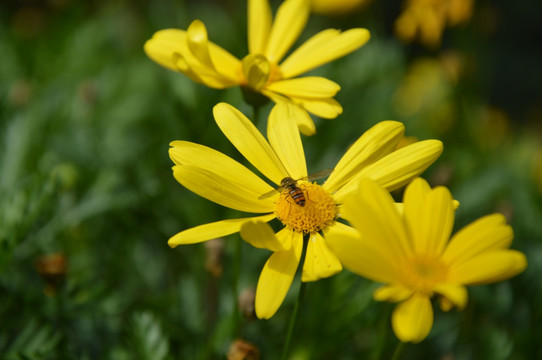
[1,0,541,359]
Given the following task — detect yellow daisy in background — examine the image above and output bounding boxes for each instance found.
[333,177,527,343]
[168,101,443,319]
[144,0,370,135]
[310,0,371,16]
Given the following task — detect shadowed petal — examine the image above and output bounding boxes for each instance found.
[343,178,413,260]
[325,222,401,284]
[241,221,286,252]
[433,283,468,311]
[301,232,343,282]
[442,214,514,265]
[373,285,413,303]
[407,185,454,256]
[168,213,276,247]
[255,232,303,319]
[448,250,527,285]
[392,294,433,343]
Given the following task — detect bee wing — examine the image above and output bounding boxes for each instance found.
[304,168,334,182]
[258,186,283,200]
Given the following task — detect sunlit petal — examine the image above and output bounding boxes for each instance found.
[267,103,307,179]
[448,250,527,285]
[442,214,514,265]
[265,0,310,64]
[280,28,371,78]
[325,222,401,284]
[186,20,215,70]
[302,232,343,282]
[335,139,443,201]
[248,0,272,54]
[297,97,343,119]
[213,103,288,184]
[324,121,404,194]
[172,165,275,213]
[240,221,286,252]
[255,236,303,319]
[169,140,274,197]
[392,295,433,343]
[168,213,276,247]
[266,77,340,98]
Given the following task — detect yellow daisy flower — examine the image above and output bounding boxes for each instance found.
[333,177,527,343]
[168,101,443,319]
[144,0,370,135]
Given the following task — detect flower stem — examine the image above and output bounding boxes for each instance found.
[390,341,406,360]
[280,235,309,360]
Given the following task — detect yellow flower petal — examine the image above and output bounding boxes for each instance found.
[240,221,286,252]
[169,140,275,197]
[407,185,454,256]
[296,97,343,119]
[267,103,307,180]
[336,139,443,200]
[433,283,468,311]
[168,213,276,247]
[262,93,317,135]
[343,178,413,262]
[448,250,527,285]
[324,121,404,194]
[248,0,272,54]
[265,0,310,64]
[442,214,514,265]
[172,165,275,213]
[373,284,413,302]
[255,233,303,319]
[144,29,240,88]
[280,28,371,78]
[324,219,401,284]
[265,77,340,98]
[213,103,288,184]
[301,232,343,282]
[186,20,215,70]
[392,294,433,343]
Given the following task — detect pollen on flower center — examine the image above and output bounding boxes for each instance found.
[401,255,449,295]
[275,182,337,234]
[241,54,282,90]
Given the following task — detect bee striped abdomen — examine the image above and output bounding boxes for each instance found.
[288,186,306,206]
[280,177,306,207]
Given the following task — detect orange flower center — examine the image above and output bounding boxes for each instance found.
[401,255,449,295]
[275,182,337,233]
[240,54,282,91]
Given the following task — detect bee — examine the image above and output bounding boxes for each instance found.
[258,168,333,207]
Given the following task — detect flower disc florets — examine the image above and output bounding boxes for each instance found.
[401,255,449,295]
[275,182,337,233]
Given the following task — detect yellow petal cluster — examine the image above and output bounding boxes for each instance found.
[168,101,443,319]
[334,177,527,343]
[144,0,370,135]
